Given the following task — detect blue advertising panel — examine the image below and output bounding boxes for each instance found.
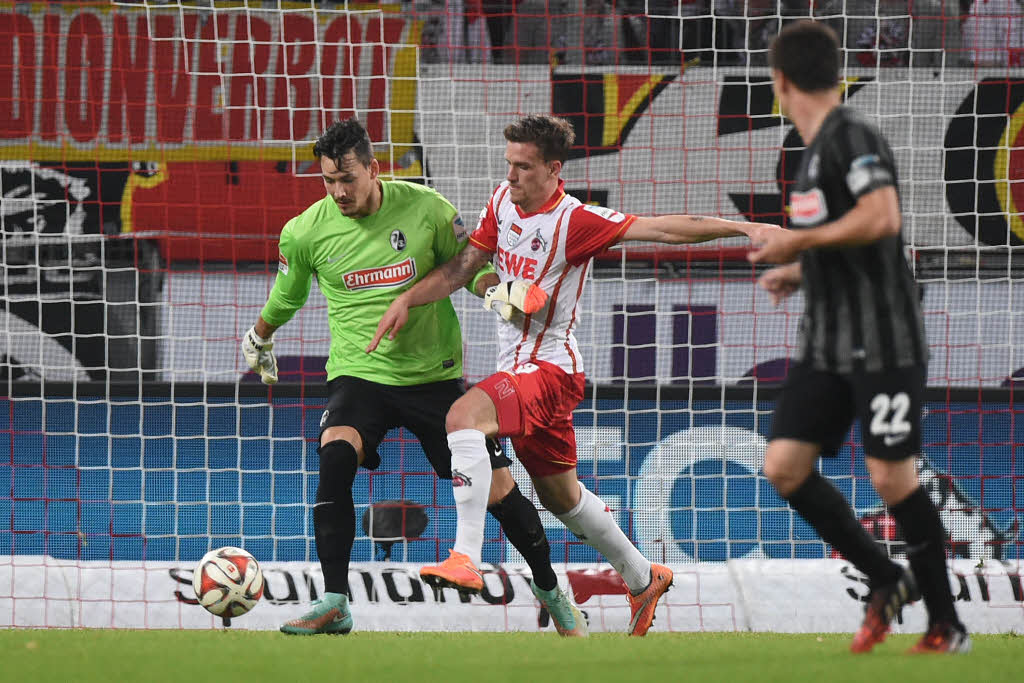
[1,395,1020,563]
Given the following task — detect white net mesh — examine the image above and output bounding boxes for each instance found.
[1,0,1022,628]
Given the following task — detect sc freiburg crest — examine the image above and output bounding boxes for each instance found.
[390,229,407,251]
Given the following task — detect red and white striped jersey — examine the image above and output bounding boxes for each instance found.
[469,180,635,374]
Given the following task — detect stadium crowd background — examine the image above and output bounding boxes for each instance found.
[119,1,1024,67]
[396,1,1023,68]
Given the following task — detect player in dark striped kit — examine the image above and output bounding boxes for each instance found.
[749,21,969,654]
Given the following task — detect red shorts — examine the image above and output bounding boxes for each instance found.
[474,360,586,478]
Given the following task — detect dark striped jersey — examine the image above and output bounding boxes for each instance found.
[788,105,927,373]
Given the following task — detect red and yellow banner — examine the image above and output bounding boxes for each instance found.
[0,2,421,260]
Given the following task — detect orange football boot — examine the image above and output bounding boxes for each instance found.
[420,550,485,593]
[627,563,674,636]
[908,622,971,654]
[850,569,919,653]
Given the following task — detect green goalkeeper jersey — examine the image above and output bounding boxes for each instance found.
[261,180,485,386]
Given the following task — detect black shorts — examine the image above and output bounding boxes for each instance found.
[770,362,925,461]
[319,376,512,477]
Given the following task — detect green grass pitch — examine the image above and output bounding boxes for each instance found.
[2,631,1022,683]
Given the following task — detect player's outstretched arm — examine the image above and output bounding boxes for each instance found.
[621,214,782,245]
[249,219,313,382]
[367,244,492,352]
[748,186,900,264]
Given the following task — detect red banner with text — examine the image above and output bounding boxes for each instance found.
[0,2,420,262]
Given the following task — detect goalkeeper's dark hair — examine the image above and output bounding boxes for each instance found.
[313,118,374,167]
[769,20,840,93]
[503,115,575,163]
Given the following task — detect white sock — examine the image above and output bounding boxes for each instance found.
[556,481,652,593]
[448,429,491,566]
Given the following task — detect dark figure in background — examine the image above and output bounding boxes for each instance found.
[749,21,970,654]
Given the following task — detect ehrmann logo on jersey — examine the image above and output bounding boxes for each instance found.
[344,258,417,291]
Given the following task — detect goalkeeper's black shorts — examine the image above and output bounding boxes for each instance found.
[770,361,925,461]
[318,375,512,476]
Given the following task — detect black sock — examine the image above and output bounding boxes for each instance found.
[488,483,558,591]
[314,440,359,595]
[785,470,901,586]
[890,486,961,627]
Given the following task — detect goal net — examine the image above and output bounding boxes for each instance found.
[1,0,1022,631]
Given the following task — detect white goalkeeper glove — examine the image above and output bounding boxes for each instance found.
[483,280,549,321]
[242,325,278,384]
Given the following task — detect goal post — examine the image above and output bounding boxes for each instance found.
[1,0,1022,631]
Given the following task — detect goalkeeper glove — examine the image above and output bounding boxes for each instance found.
[242,325,278,384]
[483,280,548,321]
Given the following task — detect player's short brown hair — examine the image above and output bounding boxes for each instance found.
[769,20,841,93]
[313,118,374,167]
[503,115,576,163]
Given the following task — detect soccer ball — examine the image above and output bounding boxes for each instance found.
[192,546,265,618]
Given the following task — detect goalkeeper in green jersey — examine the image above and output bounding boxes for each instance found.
[241,118,585,637]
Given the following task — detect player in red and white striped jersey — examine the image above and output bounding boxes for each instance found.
[369,114,781,635]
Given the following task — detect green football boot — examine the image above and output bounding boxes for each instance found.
[280,592,353,635]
